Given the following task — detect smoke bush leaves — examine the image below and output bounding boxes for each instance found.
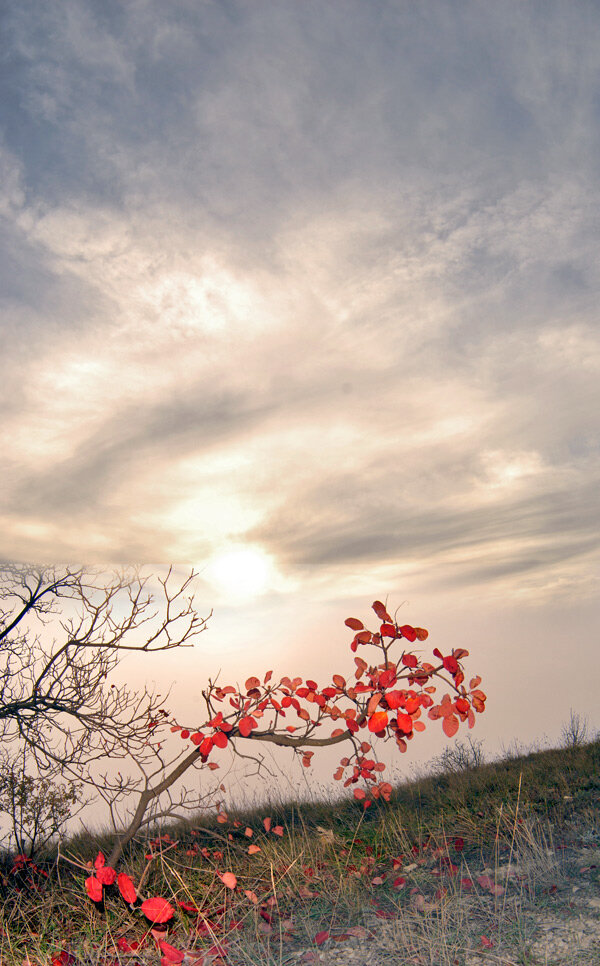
[141,897,174,923]
[117,872,137,903]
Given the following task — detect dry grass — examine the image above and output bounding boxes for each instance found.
[1,740,599,966]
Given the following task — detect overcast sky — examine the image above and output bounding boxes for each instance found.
[1,0,599,784]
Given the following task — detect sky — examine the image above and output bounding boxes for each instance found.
[1,0,599,803]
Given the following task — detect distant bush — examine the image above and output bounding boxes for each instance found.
[431,735,485,774]
[0,757,81,858]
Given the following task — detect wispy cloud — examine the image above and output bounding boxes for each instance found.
[1,0,598,616]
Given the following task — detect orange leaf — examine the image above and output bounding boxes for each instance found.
[332,674,346,689]
[219,871,237,889]
[368,710,389,733]
[262,816,271,832]
[244,889,259,903]
[248,845,261,855]
[273,825,284,836]
[396,712,413,734]
[367,693,382,715]
[245,676,260,691]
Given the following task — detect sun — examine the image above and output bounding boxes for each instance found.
[205,546,273,600]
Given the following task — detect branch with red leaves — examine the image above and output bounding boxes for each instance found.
[105,599,485,867]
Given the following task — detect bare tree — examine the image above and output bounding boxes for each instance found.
[0,564,209,787]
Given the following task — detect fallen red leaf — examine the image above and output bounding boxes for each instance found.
[84,876,103,902]
[117,872,137,904]
[141,897,175,923]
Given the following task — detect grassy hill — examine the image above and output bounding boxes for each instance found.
[2,739,599,966]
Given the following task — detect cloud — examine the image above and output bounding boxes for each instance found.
[0,0,598,606]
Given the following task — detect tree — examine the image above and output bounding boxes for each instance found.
[1,567,487,869]
[0,564,209,777]
[100,600,486,867]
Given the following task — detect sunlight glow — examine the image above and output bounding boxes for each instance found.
[205,546,274,601]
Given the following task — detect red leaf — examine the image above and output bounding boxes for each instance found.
[117,872,137,904]
[85,876,103,902]
[454,837,464,852]
[379,668,397,688]
[314,930,330,946]
[199,736,214,757]
[141,897,175,923]
[245,676,260,691]
[238,716,257,737]
[442,714,459,738]
[263,816,271,832]
[219,871,237,889]
[272,825,284,836]
[443,655,459,675]
[94,852,105,870]
[344,617,364,630]
[372,601,392,622]
[368,710,389,733]
[399,625,417,642]
[213,731,228,748]
[158,940,184,964]
[385,690,404,710]
[332,674,346,688]
[96,865,116,886]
